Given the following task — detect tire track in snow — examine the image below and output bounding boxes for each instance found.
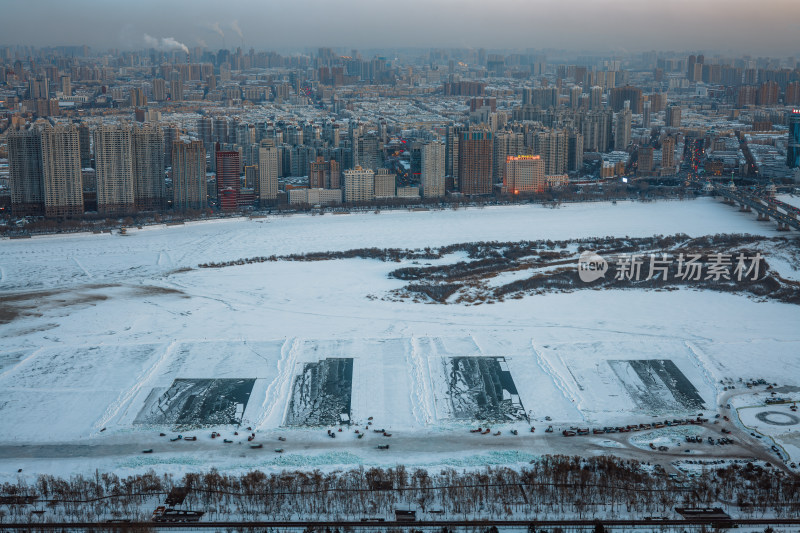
[468,334,485,356]
[71,256,92,279]
[408,336,435,426]
[0,346,45,381]
[93,340,177,431]
[684,341,720,406]
[157,250,174,268]
[426,337,449,421]
[255,337,299,430]
[531,341,587,422]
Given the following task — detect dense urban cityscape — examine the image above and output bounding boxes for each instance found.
[0,43,799,229]
[2,1,800,530]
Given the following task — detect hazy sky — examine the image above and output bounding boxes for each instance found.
[3,0,799,56]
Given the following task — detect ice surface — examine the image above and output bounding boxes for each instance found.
[1,198,798,477]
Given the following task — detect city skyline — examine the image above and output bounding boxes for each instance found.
[2,0,799,56]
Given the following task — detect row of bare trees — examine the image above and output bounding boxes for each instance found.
[2,456,799,523]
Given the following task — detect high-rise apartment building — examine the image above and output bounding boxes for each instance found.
[687,55,697,81]
[29,77,48,99]
[442,80,486,96]
[32,98,59,118]
[661,135,676,173]
[420,141,445,198]
[353,132,383,170]
[445,125,466,180]
[163,125,180,167]
[757,81,779,106]
[609,86,642,114]
[131,124,165,210]
[503,155,545,194]
[649,92,668,113]
[172,139,206,210]
[786,83,800,106]
[8,124,83,217]
[458,129,493,195]
[687,54,703,82]
[343,166,375,203]
[721,66,743,86]
[152,79,167,101]
[94,125,134,215]
[665,104,682,128]
[308,156,340,189]
[492,131,525,183]
[614,105,632,151]
[642,100,652,128]
[216,150,241,211]
[589,86,603,110]
[787,109,800,169]
[197,117,213,147]
[78,123,92,168]
[244,165,258,189]
[638,146,654,173]
[41,124,83,217]
[534,130,569,175]
[580,110,614,153]
[567,131,584,172]
[213,118,229,145]
[373,168,395,198]
[521,87,559,109]
[258,143,280,201]
[60,75,71,97]
[235,122,256,148]
[469,97,497,113]
[170,79,183,102]
[737,86,757,108]
[284,124,303,146]
[569,86,582,110]
[8,126,45,216]
[130,87,147,107]
[289,145,317,177]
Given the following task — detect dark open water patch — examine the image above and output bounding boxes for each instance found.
[609,359,705,412]
[284,358,353,427]
[447,356,527,421]
[135,378,255,427]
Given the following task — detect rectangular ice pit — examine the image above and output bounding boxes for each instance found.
[284,358,353,427]
[446,356,527,421]
[608,359,705,412]
[134,378,256,427]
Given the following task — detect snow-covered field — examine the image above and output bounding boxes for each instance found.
[733,395,800,462]
[1,198,799,478]
[0,198,784,293]
[778,193,800,210]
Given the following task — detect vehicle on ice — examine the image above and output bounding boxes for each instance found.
[152,506,204,523]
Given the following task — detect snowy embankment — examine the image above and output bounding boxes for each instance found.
[777,193,800,210]
[0,197,780,293]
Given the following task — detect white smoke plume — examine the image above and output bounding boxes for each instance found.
[209,22,225,39]
[229,20,244,40]
[143,34,189,54]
